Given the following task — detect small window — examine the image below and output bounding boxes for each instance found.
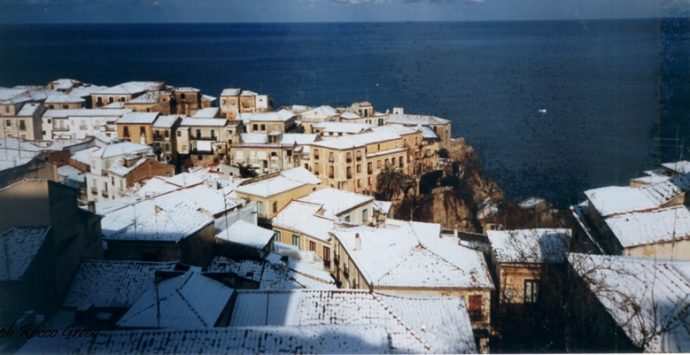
[362,209,368,221]
[180,93,186,99]
[19,120,26,130]
[260,124,265,131]
[177,131,181,137]
[63,104,68,109]
[344,215,351,223]
[524,280,539,303]
[253,124,258,131]
[292,235,300,247]
[274,230,281,243]
[309,241,316,251]
[272,201,278,214]
[139,126,145,135]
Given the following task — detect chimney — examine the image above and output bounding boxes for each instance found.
[355,233,361,251]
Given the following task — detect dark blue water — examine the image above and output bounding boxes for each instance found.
[1,20,689,206]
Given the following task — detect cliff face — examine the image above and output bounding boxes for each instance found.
[393,138,568,232]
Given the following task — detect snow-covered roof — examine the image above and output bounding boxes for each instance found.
[18,326,393,354]
[44,92,85,104]
[180,118,228,127]
[340,111,360,120]
[152,114,180,128]
[69,84,109,98]
[311,129,401,150]
[236,167,319,198]
[487,228,571,264]
[215,219,274,250]
[0,140,41,172]
[0,87,31,104]
[43,108,129,118]
[313,121,372,134]
[279,133,318,145]
[420,125,438,139]
[208,255,336,290]
[201,94,216,102]
[386,113,450,125]
[240,109,294,122]
[662,161,690,174]
[175,86,199,92]
[106,157,148,177]
[298,187,373,219]
[373,200,392,214]
[301,105,337,119]
[585,173,690,217]
[0,227,50,281]
[49,78,80,91]
[98,142,152,158]
[220,88,241,96]
[117,111,159,124]
[100,197,213,243]
[604,205,690,248]
[279,166,321,185]
[192,107,220,118]
[240,133,268,144]
[127,90,161,104]
[16,103,41,116]
[272,201,334,242]
[229,290,477,353]
[117,269,234,329]
[94,81,163,95]
[240,90,258,96]
[63,260,177,310]
[568,253,690,352]
[332,221,494,289]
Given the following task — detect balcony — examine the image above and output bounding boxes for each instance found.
[193,135,217,141]
[153,133,164,141]
[100,190,109,198]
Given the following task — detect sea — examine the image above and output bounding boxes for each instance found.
[1,19,689,207]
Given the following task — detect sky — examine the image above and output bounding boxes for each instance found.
[0,0,688,23]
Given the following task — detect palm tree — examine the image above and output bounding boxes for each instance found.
[377,167,415,201]
[233,162,259,178]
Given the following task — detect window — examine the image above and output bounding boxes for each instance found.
[5,120,10,127]
[253,124,258,131]
[468,295,483,322]
[323,246,331,267]
[356,151,362,161]
[180,93,186,99]
[274,230,281,243]
[399,156,404,168]
[19,120,26,130]
[164,130,169,138]
[49,105,54,109]
[314,149,320,160]
[328,152,334,162]
[367,162,372,174]
[97,97,103,105]
[376,160,381,169]
[272,201,278,214]
[108,97,114,103]
[176,131,181,137]
[139,126,145,135]
[196,129,201,139]
[346,166,352,179]
[111,176,115,185]
[292,235,300,247]
[362,209,368,221]
[211,130,216,139]
[4,106,9,113]
[256,201,264,215]
[123,126,130,137]
[309,241,316,251]
[260,124,265,131]
[328,165,334,179]
[344,215,351,223]
[63,104,68,109]
[524,280,539,303]
[356,164,361,173]
[346,152,352,163]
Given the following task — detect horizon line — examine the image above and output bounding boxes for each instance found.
[0,16,682,26]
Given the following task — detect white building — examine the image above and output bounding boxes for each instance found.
[42,108,130,140]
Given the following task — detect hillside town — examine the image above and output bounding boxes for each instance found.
[0,79,689,354]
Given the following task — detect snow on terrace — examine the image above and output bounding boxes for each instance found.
[386,113,450,125]
[662,160,690,174]
[229,290,477,353]
[311,129,401,150]
[94,81,163,95]
[604,205,690,248]
[568,253,690,352]
[117,268,234,329]
[63,260,177,311]
[18,326,391,354]
[0,227,50,281]
[585,173,690,217]
[332,221,494,289]
[487,228,571,264]
[215,219,274,250]
[272,201,334,243]
[298,187,373,219]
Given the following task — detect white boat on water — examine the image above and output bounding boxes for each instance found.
[538,108,548,114]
